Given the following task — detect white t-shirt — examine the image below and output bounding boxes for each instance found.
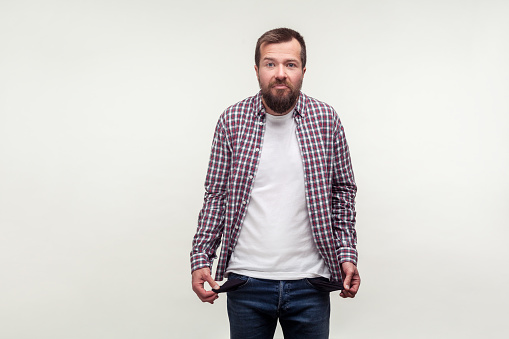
[226,111,330,280]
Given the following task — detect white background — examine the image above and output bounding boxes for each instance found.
[1,0,508,338]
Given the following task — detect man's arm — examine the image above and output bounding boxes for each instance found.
[190,117,231,301]
[331,116,360,297]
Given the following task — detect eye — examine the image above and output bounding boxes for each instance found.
[266,62,275,67]
[287,63,296,68]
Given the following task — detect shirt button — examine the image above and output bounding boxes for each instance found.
[242,200,246,205]
[248,175,254,180]
[255,148,260,152]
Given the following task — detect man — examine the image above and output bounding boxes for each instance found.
[190,28,360,339]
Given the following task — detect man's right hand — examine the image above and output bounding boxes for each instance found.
[191,267,220,304]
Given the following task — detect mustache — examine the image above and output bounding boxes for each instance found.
[270,80,292,88]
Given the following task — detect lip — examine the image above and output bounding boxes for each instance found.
[272,84,288,89]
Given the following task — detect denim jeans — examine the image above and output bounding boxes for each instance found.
[226,273,330,339]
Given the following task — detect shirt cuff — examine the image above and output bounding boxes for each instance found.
[190,253,212,273]
[338,247,358,266]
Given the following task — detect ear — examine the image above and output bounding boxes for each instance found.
[254,64,259,80]
[302,66,306,77]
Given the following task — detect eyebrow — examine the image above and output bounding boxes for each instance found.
[262,57,300,64]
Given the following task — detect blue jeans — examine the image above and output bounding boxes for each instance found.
[226,273,330,339]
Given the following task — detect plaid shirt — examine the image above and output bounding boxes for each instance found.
[191,92,357,283]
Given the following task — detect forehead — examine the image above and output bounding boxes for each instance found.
[260,38,302,62]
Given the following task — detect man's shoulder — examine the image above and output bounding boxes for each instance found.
[300,93,338,119]
[221,93,262,118]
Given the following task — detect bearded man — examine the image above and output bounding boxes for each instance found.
[190,27,360,339]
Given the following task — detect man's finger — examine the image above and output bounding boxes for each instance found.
[199,290,219,304]
[192,282,218,301]
[343,271,352,291]
[205,274,220,290]
[340,290,355,298]
[349,280,360,294]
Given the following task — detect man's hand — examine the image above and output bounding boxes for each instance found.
[340,262,360,298]
[192,267,220,304]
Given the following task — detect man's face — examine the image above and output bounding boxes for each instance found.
[255,38,306,115]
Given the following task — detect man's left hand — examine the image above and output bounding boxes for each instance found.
[340,262,360,298]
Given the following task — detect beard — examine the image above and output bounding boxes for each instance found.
[260,78,302,114]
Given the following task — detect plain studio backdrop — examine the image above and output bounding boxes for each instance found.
[1,0,508,338]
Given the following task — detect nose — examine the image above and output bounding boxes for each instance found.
[275,64,286,80]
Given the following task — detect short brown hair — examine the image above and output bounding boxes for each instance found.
[255,28,306,68]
